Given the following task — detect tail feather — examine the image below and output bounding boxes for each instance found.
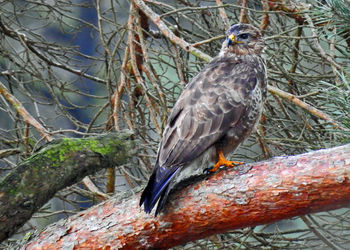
[154,183,173,216]
[140,166,180,214]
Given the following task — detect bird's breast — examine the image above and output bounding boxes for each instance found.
[219,85,264,155]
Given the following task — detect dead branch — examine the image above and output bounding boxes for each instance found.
[239,0,249,23]
[132,0,212,62]
[25,143,350,249]
[267,85,347,130]
[0,80,53,142]
[216,0,230,30]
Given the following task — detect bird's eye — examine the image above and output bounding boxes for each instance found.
[239,33,249,39]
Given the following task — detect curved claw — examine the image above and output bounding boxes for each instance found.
[210,150,244,172]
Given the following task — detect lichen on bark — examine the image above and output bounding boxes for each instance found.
[0,131,135,242]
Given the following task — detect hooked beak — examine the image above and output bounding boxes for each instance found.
[227,34,243,46]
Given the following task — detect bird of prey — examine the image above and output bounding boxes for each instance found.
[140,23,267,215]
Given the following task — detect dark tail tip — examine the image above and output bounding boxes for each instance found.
[140,167,180,215]
[139,173,157,214]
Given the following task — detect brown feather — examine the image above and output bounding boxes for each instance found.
[140,24,267,215]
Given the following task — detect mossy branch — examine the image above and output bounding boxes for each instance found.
[0,131,135,242]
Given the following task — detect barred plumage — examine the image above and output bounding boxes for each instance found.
[140,24,267,215]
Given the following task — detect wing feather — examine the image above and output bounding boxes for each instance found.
[141,55,266,214]
[158,56,259,167]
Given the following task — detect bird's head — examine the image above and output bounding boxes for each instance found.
[222,24,264,55]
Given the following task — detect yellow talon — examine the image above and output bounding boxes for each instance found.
[210,150,244,172]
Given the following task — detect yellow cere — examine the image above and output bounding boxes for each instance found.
[229,34,243,44]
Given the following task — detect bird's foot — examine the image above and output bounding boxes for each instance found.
[209,159,244,172]
[208,150,244,172]
[203,150,245,173]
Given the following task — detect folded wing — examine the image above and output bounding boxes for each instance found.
[140,56,262,214]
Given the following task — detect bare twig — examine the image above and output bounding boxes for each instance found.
[267,85,347,131]
[260,0,270,33]
[0,81,53,142]
[81,176,110,201]
[301,215,342,250]
[132,0,212,62]
[304,14,344,72]
[216,0,231,30]
[239,0,249,23]
[192,35,225,47]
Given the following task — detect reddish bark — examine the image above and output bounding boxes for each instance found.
[25,144,350,249]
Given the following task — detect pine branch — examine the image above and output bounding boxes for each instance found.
[25,143,350,249]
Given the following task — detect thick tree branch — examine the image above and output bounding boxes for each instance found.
[0,132,134,242]
[25,143,350,249]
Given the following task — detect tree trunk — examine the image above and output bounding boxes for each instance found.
[0,131,134,242]
[25,143,350,249]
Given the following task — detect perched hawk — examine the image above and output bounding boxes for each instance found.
[140,23,267,215]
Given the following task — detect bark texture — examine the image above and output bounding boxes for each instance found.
[0,131,134,242]
[25,143,350,249]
